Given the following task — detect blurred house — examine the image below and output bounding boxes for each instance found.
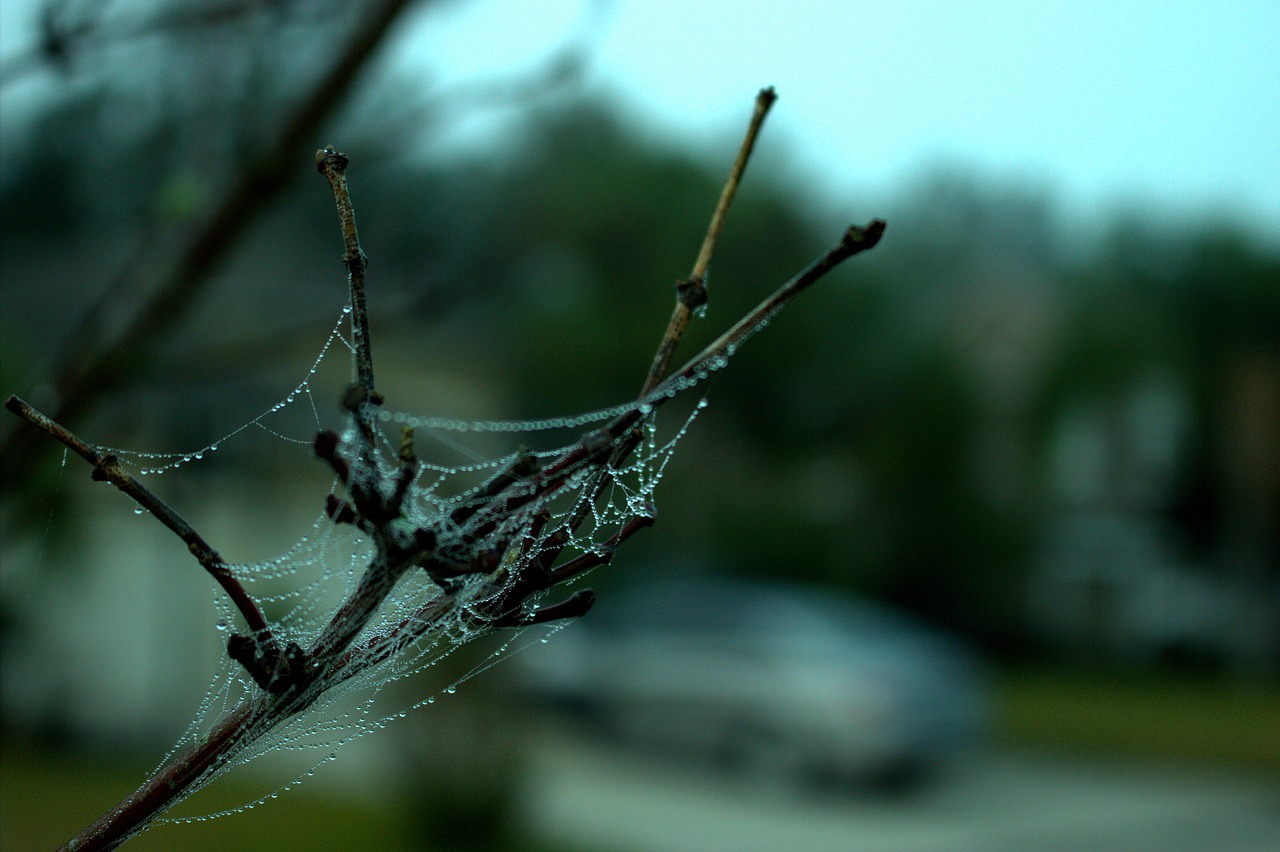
[1029,370,1279,675]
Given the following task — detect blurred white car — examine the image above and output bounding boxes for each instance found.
[518,574,990,792]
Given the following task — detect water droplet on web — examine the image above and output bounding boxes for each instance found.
[342,305,352,314]
[194,453,203,460]
[445,685,456,694]
[134,507,144,515]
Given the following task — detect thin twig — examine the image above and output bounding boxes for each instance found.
[544,87,779,572]
[316,146,378,413]
[3,395,272,639]
[653,220,887,397]
[691,86,778,284]
[641,86,777,396]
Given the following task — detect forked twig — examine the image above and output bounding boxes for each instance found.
[4,89,884,851]
[642,86,778,396]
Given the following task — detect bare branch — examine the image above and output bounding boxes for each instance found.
[3,395,272,640]
[6,86,887,850]
[317,145,381,443]
[642,86,777,396]
[653,219,887,398]
[64,700,272,852]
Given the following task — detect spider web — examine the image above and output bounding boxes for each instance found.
[95,299,714,825]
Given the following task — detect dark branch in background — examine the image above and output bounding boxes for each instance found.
[4,90,884,850]
[0,0,417,493]
[1,0,311,86]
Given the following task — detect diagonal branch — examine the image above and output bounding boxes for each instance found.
[641,85,777,396]
[653,220,887,396]
[3,395,272,640]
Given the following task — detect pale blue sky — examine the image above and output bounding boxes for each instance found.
[2,0,1277,240]
[405,0,1280,240]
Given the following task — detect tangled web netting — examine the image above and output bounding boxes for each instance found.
[99,303,714,823]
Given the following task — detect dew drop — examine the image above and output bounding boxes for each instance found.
[194,453,203,460]
[445,685,456,694]
[134,507,144,515]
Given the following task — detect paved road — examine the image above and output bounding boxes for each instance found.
[515,732,1280,851]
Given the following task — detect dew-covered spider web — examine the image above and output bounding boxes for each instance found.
[95,299,725,827]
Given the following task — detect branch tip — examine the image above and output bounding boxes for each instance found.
[315,145,348,173]
[846,218,887,249]
[497,588,595,628]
